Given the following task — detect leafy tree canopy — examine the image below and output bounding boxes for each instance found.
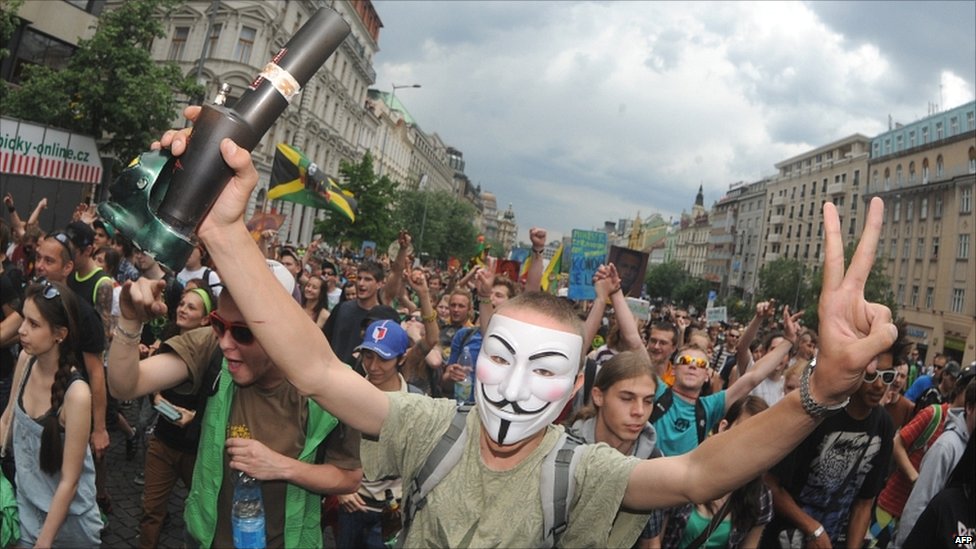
[1,0,201,166]
[757,257,812,313]
[646,260,688,300]
[314,151,398,249]
[803,242,897,329]
[392,188,479,262]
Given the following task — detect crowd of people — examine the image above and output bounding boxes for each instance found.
[0,111,972,548]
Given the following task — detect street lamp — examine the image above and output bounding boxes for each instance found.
[417,174,431,255]
[377,83,421,178]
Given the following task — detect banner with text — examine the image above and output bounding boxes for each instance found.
[569,229,607,301]
[0,116,102,184]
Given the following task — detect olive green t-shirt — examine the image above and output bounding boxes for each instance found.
[362,392,650,547]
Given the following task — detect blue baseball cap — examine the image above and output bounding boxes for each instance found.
[356,320,409,360]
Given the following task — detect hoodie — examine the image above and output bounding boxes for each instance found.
[569,416,661,459]
[893,407,971,549]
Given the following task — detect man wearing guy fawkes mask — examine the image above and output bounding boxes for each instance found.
[160,109,899,549]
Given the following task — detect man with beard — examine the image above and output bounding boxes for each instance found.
[151,111,899,547]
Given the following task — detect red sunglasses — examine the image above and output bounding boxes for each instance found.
[209,311,255,345]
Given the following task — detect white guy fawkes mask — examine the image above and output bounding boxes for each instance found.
[475,314,583,445]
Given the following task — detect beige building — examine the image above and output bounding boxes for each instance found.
[763,135,871,275]
[729,178,769,301]
[863,101,976,365]
[675,185,710,278]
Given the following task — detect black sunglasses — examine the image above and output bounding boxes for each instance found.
[49,232,75,260]
[209,311,255,345]
[864,369,897,385]
[36,278,61,300]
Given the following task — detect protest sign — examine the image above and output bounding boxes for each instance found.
[568,230,607,300]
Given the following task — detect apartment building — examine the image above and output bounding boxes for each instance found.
[675,185,710,278]
[864,101,976,365]
[763,135,871,275]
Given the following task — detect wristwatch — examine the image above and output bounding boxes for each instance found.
[800,358,849,420]
[804,525,825,542]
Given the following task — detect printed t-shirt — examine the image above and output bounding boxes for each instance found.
[361,392,650,547]
[877,403,950,517]
[652,383,726,456]
[165,327,362,548]
[763,406,894,546]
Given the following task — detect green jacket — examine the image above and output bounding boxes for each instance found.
[184,361,339,548]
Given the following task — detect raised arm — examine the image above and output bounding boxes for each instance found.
[474,266,495,334]
[622,198,897,509]
[381,230,411,305]
[162,107,389,437]
[524,227,546,292]
[725,306,802,407]
[736,300,775,376]
[582,269,611,352]
[106,278,196,399]
[604,264,644,351]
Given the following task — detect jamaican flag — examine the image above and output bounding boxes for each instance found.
[268,143,357,223]
[541,243,563,294]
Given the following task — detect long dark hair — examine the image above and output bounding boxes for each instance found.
[304,276,329,316]
[567,350,655,423]
[25,280,83,475]
[720,395,769,532]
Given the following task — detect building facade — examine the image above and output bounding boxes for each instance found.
[674,185,710,278]
[729,178,768,301]
[864,101,976,365]
[764,135,871,276]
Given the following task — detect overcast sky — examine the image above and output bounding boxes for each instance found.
[369,0,976,243]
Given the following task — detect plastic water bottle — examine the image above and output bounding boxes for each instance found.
[454,347,475,404]
[380,488,402,547]
[232,472,266,549]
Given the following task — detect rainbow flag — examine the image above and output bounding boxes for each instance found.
[268,143,357,223]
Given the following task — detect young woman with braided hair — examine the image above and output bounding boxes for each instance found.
[0,280,102,547]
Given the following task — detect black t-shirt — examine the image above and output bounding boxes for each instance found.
[322,300,370,366]
[0,270,22,379]
[75,298,105,367]
[762,406,894,546]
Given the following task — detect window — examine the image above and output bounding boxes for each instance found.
[969,111,975,130]
[926,287,934,309]
[909,131,916,147]
[872,170,879,191]
[950,117,959,135]
[235,26,256,63]
[951,288,965,314]
[962,186,973,214]
[937,155,944,177]
[920,197,928,220]
[168,26,189,61]
[207,23,222,57]
[917,237,924,258]
[906,200,913,221]
[933,236,940,258]
[884,168,891,190]
[922,126,929,144]
[911,286,919,307]
[896,165,903,186]
[936,121,944,140]
[902,239,910,258]
[922,158,930,184]
[960,234,971,259]
[848,218,856,235]
[909,161,916,184]
[853,169,860,186]
[970,147,976,174]
[897,284,905,305]
[935,194,943,218]
[893,200,900,222]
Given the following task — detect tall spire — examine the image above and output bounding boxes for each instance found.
[695,184,704,207]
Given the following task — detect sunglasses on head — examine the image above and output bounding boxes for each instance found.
[36,278,61,301]
[49,232,75,259]
[675,355,710,369]
[209,311,254,345]
[864,369,897,385]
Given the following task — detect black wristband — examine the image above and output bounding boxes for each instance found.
[6,205,15,214]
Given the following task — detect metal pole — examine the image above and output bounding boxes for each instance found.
[418,174,430,254]
[377,83,420,178]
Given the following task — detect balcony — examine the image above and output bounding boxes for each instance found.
[769,214,785,225]
[827,182,844,195]
[764,252,781,262]
[771,195,787,207]
[767,233,782,243]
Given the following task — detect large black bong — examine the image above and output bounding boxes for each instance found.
[98,8,351,270]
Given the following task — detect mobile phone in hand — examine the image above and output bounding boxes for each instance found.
[153,401,182,423]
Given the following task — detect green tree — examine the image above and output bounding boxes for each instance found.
[757,258,811,312]
[392,189,479,261]
[803,243,897,329]
[1,0,201,166]
[1,0,24,60]
[645,260,687,300]
[673,277,710,313]
[314,152,398,249]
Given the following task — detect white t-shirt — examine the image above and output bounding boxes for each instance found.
[177,266,222,295]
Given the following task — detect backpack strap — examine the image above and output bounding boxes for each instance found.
[909,404,943,454]
[650,387,707,443]
[399,404,473,548]
[539,429,586,548]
